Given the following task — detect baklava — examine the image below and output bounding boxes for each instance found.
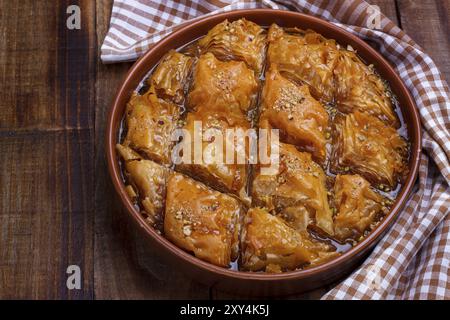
[117,19,410,272]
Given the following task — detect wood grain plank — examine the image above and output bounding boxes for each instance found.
[397,0,450,83]
[0,0,95,299]
[93,0,210,299]
[0,130,94,299]
[0,1,95,132]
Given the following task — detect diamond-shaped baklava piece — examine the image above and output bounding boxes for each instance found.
[331,111,409,188]
[259,66,329,164]
[122,86,181,165]
[252,143,334,236]
[188,52,258,118]
[198,18,267,74]
[148,50,193,104]
[116,144,169,229]
[174,110,251,203]
[334,174,389,241]
[241,208,338,272]
[267,24,338,102]
[334,50,399,127]
[164,172,241,267]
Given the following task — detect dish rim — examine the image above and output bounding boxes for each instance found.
[105,9,422,281]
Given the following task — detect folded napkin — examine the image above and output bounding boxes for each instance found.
[101,0,450,299]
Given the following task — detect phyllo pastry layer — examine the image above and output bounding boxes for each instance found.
[252,143,334,236]
[259,66,329,164]
[122,86,181,165]
[164,172,242,267]
[188,52,258,119]
[116,144,169,229]
[334,50,399,127]
[267,24,338,102]
[175,110,250,203]
[333,174,388,241]
[148,50,193,104]
[198,18,267,74]
[241,208,338,272]
[331,111,408,188]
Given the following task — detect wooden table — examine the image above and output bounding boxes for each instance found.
[1,0,449,299]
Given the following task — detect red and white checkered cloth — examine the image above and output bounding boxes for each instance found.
[101,0,450,299]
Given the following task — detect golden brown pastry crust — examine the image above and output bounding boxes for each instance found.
[175,110,250,203]
[116,144,169,229]
[267,24,338,102]
[331,111,408,188]
[188,52,258,119]
[267,24,399,128]
[252,143,334,236]
[198,19,267,74]
[149,50,193,104]
[334,174,388,241]
[164,173,241,267]
[123,86,181,165]
[241,208,338,272]
[259,66,329,163]
[334,50,399,127]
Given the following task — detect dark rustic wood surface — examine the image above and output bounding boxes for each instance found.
[0,0,448,299]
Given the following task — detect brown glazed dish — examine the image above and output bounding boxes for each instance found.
[106,9,421,296]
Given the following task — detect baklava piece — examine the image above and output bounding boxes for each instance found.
[267,24,338,102]
[241,208,338,272]
[116,144,169,229]
[334,49,399,127]
[148,50,194,104]
[259,67,329,163]
[252,143,334,236]
[122,86,181,165]
[334,174,389,241]
[164,173,241,267]
[331,111,409,188]
[175,110,251,203]
[188,52,258,118]
[198,18,267,74]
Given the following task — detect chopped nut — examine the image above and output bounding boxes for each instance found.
[183,225,192,236]
[357,134,366,142]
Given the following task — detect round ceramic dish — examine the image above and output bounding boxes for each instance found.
[106,9,421,296]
